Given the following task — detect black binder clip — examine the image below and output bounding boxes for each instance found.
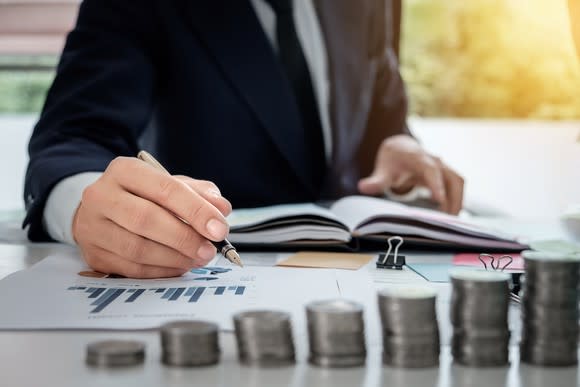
[376,236,406,270]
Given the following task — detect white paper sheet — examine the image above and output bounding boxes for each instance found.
[0,253,373,332]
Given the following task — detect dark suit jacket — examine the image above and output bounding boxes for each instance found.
[24,0,409,241]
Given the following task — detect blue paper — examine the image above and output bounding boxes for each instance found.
[406,263,455,283]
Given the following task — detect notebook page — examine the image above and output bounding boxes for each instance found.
[330,196,518,241]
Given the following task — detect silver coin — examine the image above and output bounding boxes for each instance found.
[378,287,439,342]
[161,320,219,337]
[450,269,511,367]
[160,320,220,367]
[520,288,579,308]
[377,287,441,368]
[308,331,366,357]
[452,352,509,367]
[521,304,578,323]
[309,353,366,368]
[521,323,579,342]
[383,351,439,368]
[86,340,145,367]
[234,310,295,367]
[520,342,578,366]
[382,332,439,346]
[307,300,364,329]
[452,328,510,341]
[161,351,220,367]
[306,300,366,366]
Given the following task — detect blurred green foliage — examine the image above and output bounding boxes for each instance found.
[400,0,580,119]
[0,71,54,113]
[0,56,56,113]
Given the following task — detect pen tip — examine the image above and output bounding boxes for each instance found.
[226,250,244,268]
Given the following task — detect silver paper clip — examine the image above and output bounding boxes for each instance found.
[478,253,513,272]
[376,236,406,270]
[478,253,520,303]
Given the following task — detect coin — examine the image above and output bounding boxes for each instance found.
[234,310,295,367]
[306,300,366,367]
[450,269,510,367]
[86,340,145,367]
[160,320,220,367]
[520,250,580,367]
[378,286,440,368]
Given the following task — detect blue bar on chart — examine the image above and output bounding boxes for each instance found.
[91,288,125,313]
[87,287,106,299]
[235,286,245,295]
[125,289,145,303]
[212,286,225,295]
[169,288,185,301]
[162,288,177,299]
[188,287,205,303]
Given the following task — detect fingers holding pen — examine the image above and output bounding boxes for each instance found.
[92,188,218,264]
[106,157,230,242]
[173,176,233,217]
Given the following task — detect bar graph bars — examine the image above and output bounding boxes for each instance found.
[67,285,247,313]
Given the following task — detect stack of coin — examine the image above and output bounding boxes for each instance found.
[378,287,440,368]
[86,340,145,367]
[306,299,366,367]
[160,321,220,367]
[519,251,580,366]
[450,269,511,367]
[234,310,295,366]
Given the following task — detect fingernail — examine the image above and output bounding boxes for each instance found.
[206,218,227,240]
[197,242,216,261]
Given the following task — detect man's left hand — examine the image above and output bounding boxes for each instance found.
[357,134,464,215]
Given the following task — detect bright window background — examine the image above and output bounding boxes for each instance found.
[401,0,580,119]
[0,1,578,117]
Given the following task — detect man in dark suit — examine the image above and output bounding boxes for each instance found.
[24,0,464,278]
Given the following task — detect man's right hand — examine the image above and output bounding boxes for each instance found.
[73,157,232,279]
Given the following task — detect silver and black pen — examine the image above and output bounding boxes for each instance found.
[137,150,243,267]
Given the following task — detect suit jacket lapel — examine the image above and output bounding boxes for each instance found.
[184,0,315,195]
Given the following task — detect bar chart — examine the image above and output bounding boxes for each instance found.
[0,255,348,330]
[67,285,247,314]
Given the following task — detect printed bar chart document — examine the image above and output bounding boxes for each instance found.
[0,253,371,331]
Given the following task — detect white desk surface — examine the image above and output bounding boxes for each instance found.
[0,218,578,387]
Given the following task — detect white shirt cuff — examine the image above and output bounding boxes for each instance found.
[43,172,103,245]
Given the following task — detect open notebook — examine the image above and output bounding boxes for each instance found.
[226,196,527,251]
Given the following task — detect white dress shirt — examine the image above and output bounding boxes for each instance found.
[43,0,332,244]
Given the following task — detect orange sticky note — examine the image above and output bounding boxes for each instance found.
[277,251,373,270]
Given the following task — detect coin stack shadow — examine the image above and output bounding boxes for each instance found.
[160,321,220,367]
[234,310,296,366]
[519,251,580,366]
[378,287,440,368]
[306,299,366,367]
[450,269,511,367]
[86,340,146,367]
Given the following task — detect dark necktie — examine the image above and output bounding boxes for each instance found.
[264,0,326,192]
